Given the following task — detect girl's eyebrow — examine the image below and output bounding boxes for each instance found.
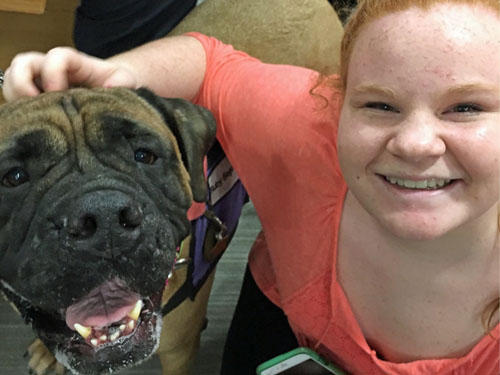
[351,85,397,100]
[351,83,498,98]
[446,83,498,95]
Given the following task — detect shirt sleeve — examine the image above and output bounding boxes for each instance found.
[189,32,345,299]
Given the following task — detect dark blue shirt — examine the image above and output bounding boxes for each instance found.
[74,0,197,58]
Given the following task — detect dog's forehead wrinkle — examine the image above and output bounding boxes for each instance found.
[60,95,81,116]
[55,92,104,173]
[51,92,114,174]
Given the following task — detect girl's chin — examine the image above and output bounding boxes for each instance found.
[376,215,458,241]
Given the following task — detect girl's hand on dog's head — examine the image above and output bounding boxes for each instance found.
[2,47,137,102]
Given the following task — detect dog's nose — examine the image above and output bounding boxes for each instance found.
[64,191,143,241]
[67,214,98,238]
[119,205,143,229]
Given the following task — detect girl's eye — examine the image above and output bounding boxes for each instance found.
[448,103,483,114]
[364,102,399,113]
[2,167,30,187]
[134,148,158,165]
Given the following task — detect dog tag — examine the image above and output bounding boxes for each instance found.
[202,210,229,262]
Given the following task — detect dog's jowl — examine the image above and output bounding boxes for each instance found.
[0,87,216,374]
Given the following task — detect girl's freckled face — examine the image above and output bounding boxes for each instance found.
[337,4,500,240]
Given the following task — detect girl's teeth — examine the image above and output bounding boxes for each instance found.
[414,180,427,189]
[385,176,451,189]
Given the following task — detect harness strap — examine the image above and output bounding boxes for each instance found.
[162,141,248,316]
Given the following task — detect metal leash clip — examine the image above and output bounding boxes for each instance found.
[167,258,191,280]
[173,257,190,270]
[202,210,229,262]
[0,68,4,89]
[203,210,228,242]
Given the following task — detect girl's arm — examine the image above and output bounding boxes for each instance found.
[2,35,206,102]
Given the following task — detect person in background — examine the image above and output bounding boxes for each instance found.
[73,0,198,58]
[3,0,498,374]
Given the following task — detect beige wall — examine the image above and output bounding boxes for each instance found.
[0,0,78,102]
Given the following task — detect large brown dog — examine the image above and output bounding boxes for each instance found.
[0,87,216,375]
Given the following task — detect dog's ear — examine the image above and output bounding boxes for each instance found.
[135,88,216,202]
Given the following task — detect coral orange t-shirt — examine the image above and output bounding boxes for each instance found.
[189,32,499,375]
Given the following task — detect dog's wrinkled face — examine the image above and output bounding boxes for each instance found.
[0,87,215,374]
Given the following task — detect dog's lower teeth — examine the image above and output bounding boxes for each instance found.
[74,315,140,347]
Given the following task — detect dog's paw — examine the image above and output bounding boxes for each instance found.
[26,339,66,375]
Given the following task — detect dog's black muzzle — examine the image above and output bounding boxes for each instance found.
[12,175,183,312]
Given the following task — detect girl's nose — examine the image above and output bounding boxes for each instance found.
[387,112,446,162]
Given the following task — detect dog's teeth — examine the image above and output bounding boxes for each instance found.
[110,331,120,341]
[119,324,126,331]
[74,323,92,339]
[100,334,107,341]
[127,300,143,321]
[128,320,135,330]
[91,339,98,346]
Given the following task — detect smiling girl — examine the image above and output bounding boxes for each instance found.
[3,0,499,374]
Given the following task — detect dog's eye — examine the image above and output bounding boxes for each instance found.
[134,148,158,165]
[2,167,30,187]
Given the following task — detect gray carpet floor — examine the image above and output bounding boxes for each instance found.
[0,203,260,375]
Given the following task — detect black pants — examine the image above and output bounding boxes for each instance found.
[221,266,299,375]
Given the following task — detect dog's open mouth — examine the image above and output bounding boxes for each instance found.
[65,278,156,350]
[70,300,143,347]
[1,275,166,374]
